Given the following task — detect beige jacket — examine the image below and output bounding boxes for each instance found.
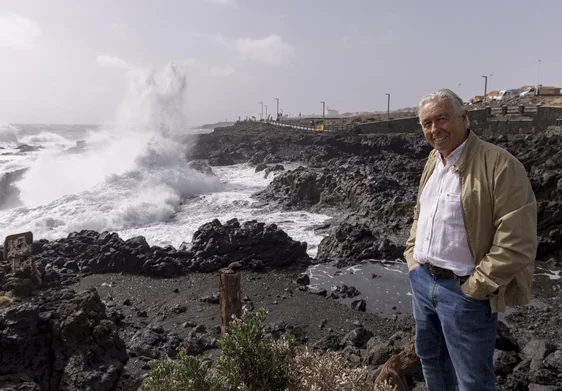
[404,131,538,313]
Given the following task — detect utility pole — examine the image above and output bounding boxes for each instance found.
[259,101,263,120]
[275,98,279,119]
[385,93,390,119]
[265,105,268,120]
[481,75,488,104]
[537,59,541,96]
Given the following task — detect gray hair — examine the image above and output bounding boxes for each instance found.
[418,88,470,129]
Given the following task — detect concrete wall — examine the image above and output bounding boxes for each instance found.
[536,106,562,130]
[357,106,562,136]
[357,116,420,134]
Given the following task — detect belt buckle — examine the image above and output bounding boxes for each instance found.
[428,263,451,279]
[427,263,440,277]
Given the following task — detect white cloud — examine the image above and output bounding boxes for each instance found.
[0,14,41,50]
[234,35,294,67]
[96,55,132,69]
[209,65,236,77]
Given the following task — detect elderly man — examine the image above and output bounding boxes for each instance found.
[404,89,537,390]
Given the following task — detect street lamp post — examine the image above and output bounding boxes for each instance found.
[259,101,263,120]
[481,75,488,105]
[537,60,541,96]
[385,93,390,119]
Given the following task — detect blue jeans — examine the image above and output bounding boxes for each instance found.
[409,264,498,391]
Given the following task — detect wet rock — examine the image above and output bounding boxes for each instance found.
[264,164,284,178]
[317,223,402,267]
[254,163,267,173]
[296,273,310,286]
[351,299,366,312]
[329,284,361,299]
[208,152,234,166]
[249,151,268,166]
[187,160,215,176]
[255,167,322,209]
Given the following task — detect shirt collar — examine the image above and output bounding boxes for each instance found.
[438,138,468,167]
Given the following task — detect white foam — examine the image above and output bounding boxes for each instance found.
[0,123,19,144]
[19,131,73,146]
[0,63,333,257]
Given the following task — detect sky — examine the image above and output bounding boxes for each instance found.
[1,0,561,126]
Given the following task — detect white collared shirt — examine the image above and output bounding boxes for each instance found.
[413,140,475,276]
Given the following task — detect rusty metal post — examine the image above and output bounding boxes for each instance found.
[220,268,242,335]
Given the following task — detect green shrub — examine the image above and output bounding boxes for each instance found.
[139,349,222,391]
[217,308,298,391]
[139,307,398,391]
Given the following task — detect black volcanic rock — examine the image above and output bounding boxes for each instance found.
[187,218,311,271]
[0,168,27,210]
[10,217,309,286]
[0,288,128,391]
[316,222,402,267]
[187,160,215,176]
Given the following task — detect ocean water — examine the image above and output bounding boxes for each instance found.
[0,63,332,257]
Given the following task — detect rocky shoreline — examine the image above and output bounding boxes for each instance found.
[1,123,561,390]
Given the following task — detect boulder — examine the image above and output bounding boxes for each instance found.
[0,288,128,391]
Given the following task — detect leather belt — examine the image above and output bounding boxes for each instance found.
[423,263,468,282]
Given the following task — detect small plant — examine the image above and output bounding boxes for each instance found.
[217,307,298,391]
[292,347,397,391]
[139,348,222,391]
[139,307,398,391]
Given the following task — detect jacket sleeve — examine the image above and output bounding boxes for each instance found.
[461,158,538,300]
[404,206,419,269]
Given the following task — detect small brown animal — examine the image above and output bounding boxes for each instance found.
[375,338,420,391]
[0,296,14,307]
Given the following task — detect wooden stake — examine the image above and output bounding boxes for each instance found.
[219,268,242,335]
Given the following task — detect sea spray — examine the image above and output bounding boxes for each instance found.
[1,62,222,238]
[0,123,19,144]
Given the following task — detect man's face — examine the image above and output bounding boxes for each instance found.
[419,98,468,158]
